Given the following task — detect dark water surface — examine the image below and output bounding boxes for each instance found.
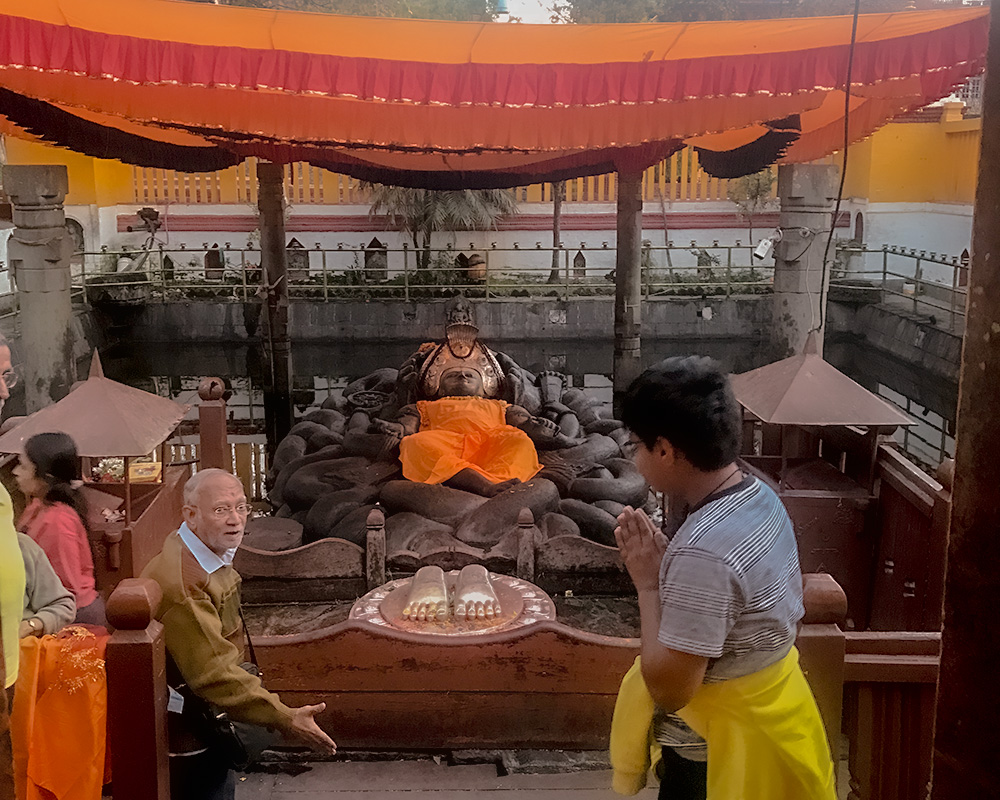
[99,336,955,471]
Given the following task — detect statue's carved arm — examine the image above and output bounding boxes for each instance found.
[371,404,421,439]
[508,405,586,449]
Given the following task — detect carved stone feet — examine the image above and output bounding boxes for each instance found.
[401,565,450,622]
[454,564,502,621]
[400,564,502,623]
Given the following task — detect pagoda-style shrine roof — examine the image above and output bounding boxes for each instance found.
[732,348,913,429]
[0,352,189,457]
[0,0,987,187]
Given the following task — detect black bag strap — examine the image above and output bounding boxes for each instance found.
[239,606,258,672]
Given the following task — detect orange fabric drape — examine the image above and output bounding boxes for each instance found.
[400,397,541,485]
[11,627,109,800]
[0,0,988,184]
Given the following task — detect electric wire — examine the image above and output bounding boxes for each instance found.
[813,0,861,335]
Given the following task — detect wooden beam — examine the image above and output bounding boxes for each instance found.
[930,8,1000,797]
[613,170,643,417]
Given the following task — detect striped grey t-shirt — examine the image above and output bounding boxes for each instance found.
[652,473,804,754]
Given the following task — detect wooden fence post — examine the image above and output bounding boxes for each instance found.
[197,376,229,472]
[798,573,848,772]
[106,578,170,800]
[516,508,537,583]
[365,507,386,590]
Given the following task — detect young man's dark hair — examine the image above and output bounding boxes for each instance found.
[621,356,742,472]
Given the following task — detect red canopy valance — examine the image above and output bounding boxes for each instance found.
[0,0,988,187]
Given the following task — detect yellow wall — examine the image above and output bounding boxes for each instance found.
[845,107,980,205]
[3,109,982,208]
[4,138,135,206]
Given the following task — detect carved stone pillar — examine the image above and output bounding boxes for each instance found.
[773,164,839,358]
[5,165,75,411]
[613,171,644,417]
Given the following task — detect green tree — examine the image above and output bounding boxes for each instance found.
[222,0,496,20]
[727,168,776,248]
[551,0,913,23]
[365,186,518,269]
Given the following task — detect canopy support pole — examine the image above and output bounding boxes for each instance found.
[5,165,75,412]
[930,11,1000,797]
[256,162,293,455]
[613,170,643,418]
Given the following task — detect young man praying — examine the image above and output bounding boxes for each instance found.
[612,356,835,800]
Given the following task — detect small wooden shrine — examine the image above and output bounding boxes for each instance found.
[0,351,190,594]
[732,336,913,625]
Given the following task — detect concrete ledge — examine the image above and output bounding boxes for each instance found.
[88,296,772,343]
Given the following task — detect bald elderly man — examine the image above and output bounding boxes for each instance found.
[142,469,336,800]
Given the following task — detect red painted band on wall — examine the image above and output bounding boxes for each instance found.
[117,211,849,235]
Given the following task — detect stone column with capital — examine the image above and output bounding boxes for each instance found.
[773,164,839,358]
[5,165,75,411]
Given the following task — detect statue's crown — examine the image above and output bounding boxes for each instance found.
[418,323,504,399]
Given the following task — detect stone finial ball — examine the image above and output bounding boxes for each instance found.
[198,377,226,401]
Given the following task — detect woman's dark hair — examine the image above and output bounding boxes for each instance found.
[621,356,742,472]
[24,432,89,530]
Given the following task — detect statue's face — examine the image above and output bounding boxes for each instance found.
[439,367,485,398]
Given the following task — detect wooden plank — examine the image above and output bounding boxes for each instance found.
[273,690,619,750]
[877,445,939,516]
[234,539,364,580]
[234,442,253,499]
[843,654,939,684]
[536,535,625,572]
[256,620,638,695]
[845,631,941,656]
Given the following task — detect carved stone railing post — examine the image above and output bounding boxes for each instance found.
[106,578,170,800]
[5,165,75,412]
[516,508,537,582]
[365,507,386,589]
[197,376,229,471]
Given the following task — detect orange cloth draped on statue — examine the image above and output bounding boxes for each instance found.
[12,626,109,800]
[400,397,541,486]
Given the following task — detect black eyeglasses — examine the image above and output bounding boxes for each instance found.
[1,370,17,389]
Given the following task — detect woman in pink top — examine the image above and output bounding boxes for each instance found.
[14,433,107,629]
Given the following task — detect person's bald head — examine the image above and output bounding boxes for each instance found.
[182,469,249,555]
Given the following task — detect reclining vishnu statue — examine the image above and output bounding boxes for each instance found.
[374,316,556,497]
[261,297,651,580]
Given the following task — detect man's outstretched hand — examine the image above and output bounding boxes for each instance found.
[284,703,337,754]
[615,506,667,593]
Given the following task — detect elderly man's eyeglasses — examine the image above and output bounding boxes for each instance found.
[212,504,251,518]
[1,370,18,389]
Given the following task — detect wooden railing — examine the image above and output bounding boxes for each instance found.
[843,632,941,800]
[132,148,762,207]
[167,442,268,502]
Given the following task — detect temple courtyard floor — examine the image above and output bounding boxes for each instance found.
[235,758,656,799]
[234,752,851,798]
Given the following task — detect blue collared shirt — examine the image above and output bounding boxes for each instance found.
[177,522,237,574]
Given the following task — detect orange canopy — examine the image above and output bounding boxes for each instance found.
[0,0,987,187]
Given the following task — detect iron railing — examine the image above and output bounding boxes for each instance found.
[53,241,775,303]
[832,244,968,331]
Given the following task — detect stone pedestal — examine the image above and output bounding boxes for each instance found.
[773,164,839,358]
[5,165,75,412]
